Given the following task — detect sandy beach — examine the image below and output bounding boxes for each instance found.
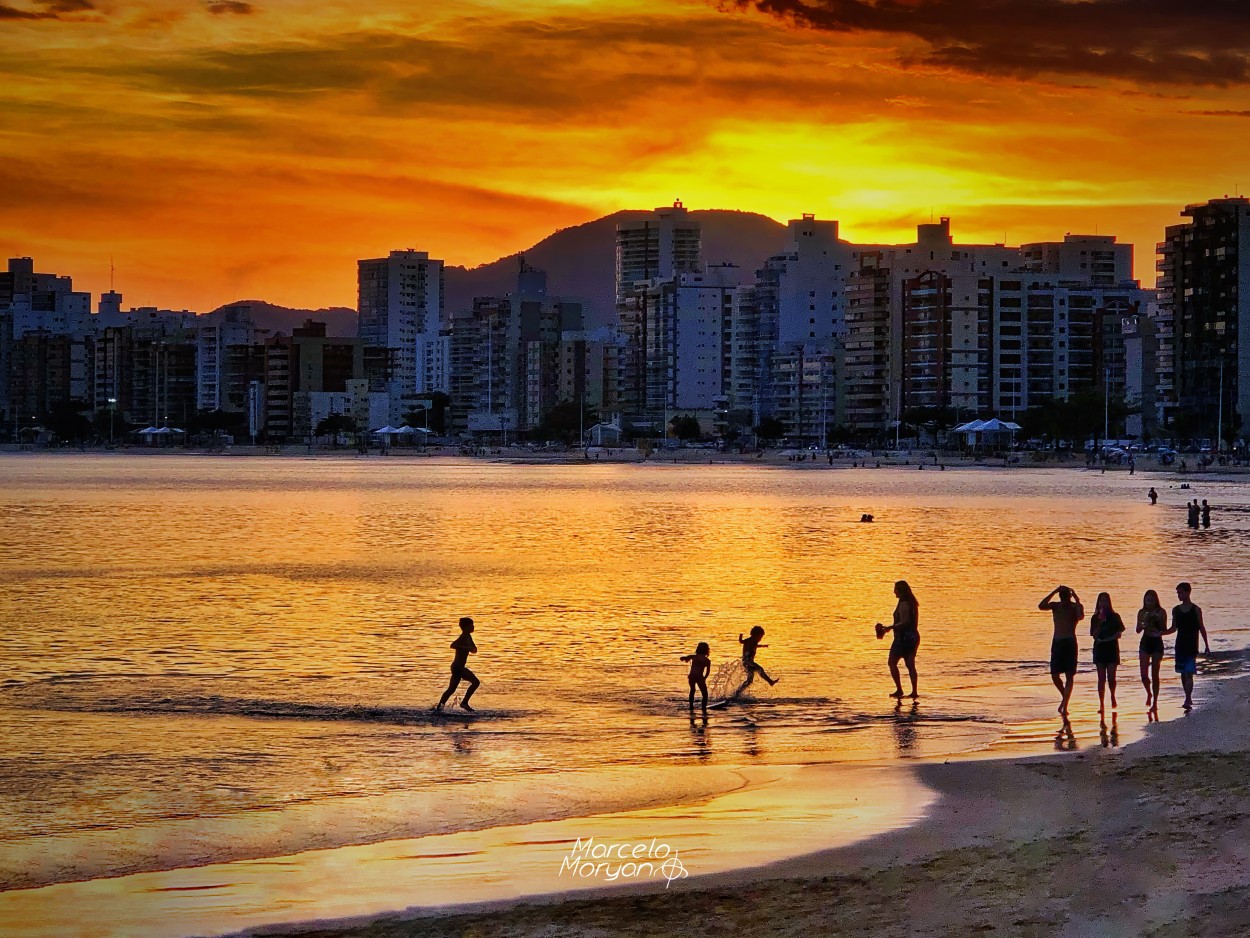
[257,674,1250,938]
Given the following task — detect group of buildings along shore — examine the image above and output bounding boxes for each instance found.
[2,196,1247,447]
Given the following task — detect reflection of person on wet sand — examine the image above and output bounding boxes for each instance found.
[680,642,711,711]
[1054,722,1077,751]
[1099,712,1119,748]
[1039,586,1084,719]
[877,580,920,699]
[435,617,480,712]
[732,626,778,697]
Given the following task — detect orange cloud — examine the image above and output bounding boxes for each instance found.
[0,0,1244,310]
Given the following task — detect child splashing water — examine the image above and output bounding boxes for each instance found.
[732,626,779,698]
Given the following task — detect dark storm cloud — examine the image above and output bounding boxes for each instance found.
[204,1,255,14]
[735,0,1250,85]
[0,0,92,19]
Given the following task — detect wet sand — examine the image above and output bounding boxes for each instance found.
[257,675,1250,938]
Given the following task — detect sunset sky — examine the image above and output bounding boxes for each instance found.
[2,0,1248,311]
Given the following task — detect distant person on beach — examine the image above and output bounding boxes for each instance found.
[681,642,712,711]
[1187,500,1200,529]
[435,617,480,712]
[733,626,778,697]
[1089,592,1125,713]
[1136,589,1168,710]
[1039,586,1084,718]
[1170,582,1210,711]
[1148,487,1158,505]
[1201,499,1212,528]
[877,580,920,699]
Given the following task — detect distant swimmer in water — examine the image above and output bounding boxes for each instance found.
[733,626,778,697]
[1148,487,1158,505]
[681,641,711,711]
[1170,581,1210,711]
[877,580,920,699]
[435,616,481,712]
[1039,585,1084,719]
[860,513,874,523]
[1136,589,1168,711]
[1089,592,1124,713]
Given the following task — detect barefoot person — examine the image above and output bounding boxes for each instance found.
[1039,586,1084,718]
[1089,592,1124,713]
[877,580,920,699]
[733,626,778,697]
[1170,582,1211,710]
[1136,590,1168,710]
[680,641,711,711]
[435,617,481,712]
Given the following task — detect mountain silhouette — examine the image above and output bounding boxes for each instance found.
[207,300,358,337]
[443,209,789,329]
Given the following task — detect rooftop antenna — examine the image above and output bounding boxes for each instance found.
[109,255,115,291]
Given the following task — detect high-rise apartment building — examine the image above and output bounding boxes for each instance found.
[1158,197,1250,441]
[615,201,701,305]
[357,249,445,397]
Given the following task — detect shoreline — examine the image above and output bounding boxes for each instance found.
[249,672,1250,938]
[0,671,1240,938]
[2,444,1246,477]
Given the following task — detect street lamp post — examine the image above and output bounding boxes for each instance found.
[107,397,117,443]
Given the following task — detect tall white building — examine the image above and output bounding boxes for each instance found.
[194,306,268,412]
[615,201,701,306]
[357,249,446,397]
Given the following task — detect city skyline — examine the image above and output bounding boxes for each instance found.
[3,0,1248,311]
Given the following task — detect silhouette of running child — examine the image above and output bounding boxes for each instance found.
[681,642,712,710]
[733,626,779,697]
[435,616,481,712]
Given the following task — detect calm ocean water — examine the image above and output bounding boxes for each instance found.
[2,455,1248,891]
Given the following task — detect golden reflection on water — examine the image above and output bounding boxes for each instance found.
[1,456,1248,895]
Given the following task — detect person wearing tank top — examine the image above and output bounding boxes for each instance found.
[1169,582,1210,711]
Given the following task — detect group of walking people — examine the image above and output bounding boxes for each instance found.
[1040,582,1211,718]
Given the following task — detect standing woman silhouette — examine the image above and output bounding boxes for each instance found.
[878,581,920,699]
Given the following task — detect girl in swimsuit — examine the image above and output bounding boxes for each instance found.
[1136,589,1167,711]
[1089,592,1124,714]
[878,580,920,699]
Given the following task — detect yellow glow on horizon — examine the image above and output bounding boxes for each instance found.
[0,0,1243,307]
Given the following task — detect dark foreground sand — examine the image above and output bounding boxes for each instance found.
[255,677,1250,938]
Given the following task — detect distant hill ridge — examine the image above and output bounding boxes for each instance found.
[207,299,358,338]
[219,209,789,335]
[444,209,789,329]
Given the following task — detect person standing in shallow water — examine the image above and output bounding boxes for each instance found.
[1148,487,1158,505]
[1039,586,1084,719]
[1089,592,1124,713]
[1201,499,1212,528]
[877,580,920,699]
[680,642,711,711]
[1170,582,1210,711]
[1188,499,1200,529]
[1136,589,1168,711]
[436,617,481,712]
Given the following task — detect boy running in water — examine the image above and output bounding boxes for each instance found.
[733,626,778,698]
[436,617,481,712]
